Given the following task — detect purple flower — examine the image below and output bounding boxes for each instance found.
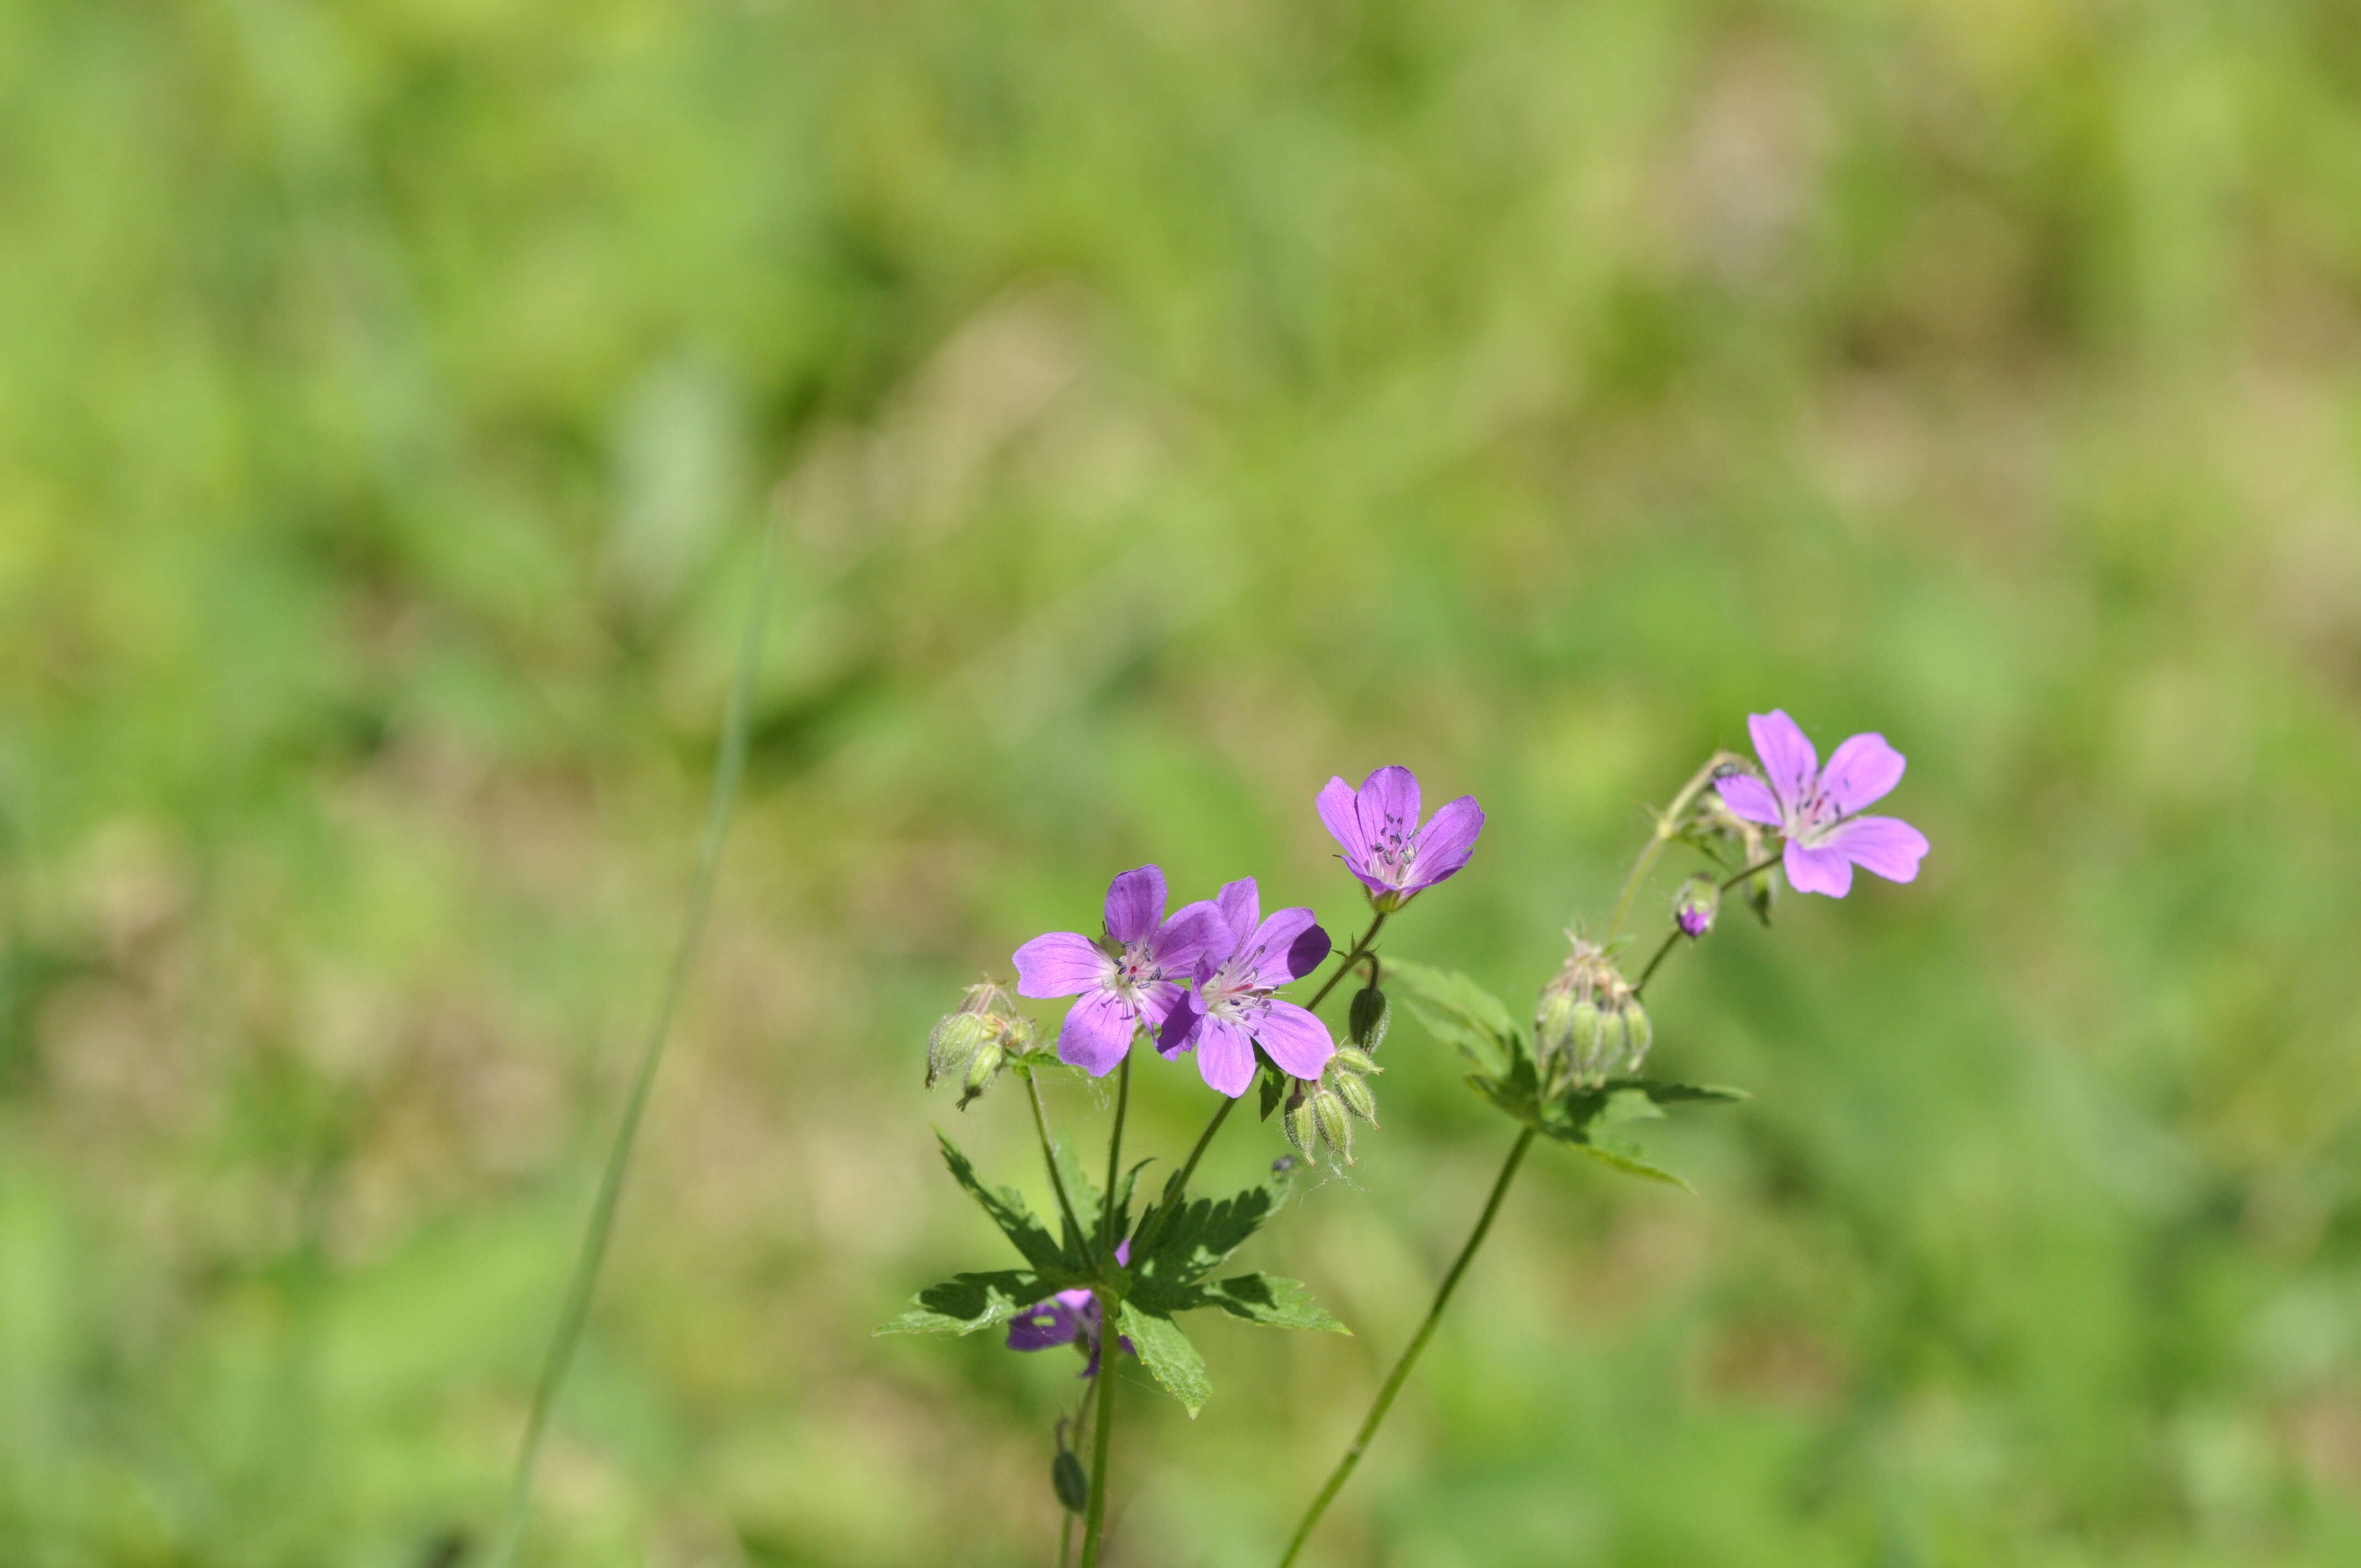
[1007,1241,1133,1378]
[1014,867,1226,1076]
[1677,905,1712,938]
[1156,878,1335,1097]
[1315,766,1485,912]
[1715,710,1930,899]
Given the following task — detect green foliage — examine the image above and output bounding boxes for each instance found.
[1117,1303,1212,1419]
[877,1271,1050,1337]
[932,1131,1078,1282]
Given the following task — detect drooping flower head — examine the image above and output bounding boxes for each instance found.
[1013,867,1226,1076]
[1157,878,1334,1097]
[1316,766,1485,912]
[1007,1241,1133,1378]
[1715,711,1929,899]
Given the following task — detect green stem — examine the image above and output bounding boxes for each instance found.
[1024,1065,1089,1254]
[487,517,777,1568]
[1079,1052,1135,1567]
[1275,1127,1537,1568]
[1605,753,1744,943]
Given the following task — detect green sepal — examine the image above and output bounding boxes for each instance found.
[935,1131,1069,1277]
[1118,1302,1211,1417]
[1388,959,1524,1075]
[876,1270,1049,1336]
[1185,1272,1350,1333]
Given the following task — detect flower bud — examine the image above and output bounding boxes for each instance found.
[1312,1087,1354,1164]
[1674,875,1720,939]
[1535,983,1579,1066]
[1620,1000,1653,1075]
[1348,985,1390,1052]
[1334,1069,1379,1126]
[1285,1088,1318,1158]
[1577,1005,1625,1086]
[1568,999,1603,1075]
[1332,1046,1382,1077]
[925,1010,995,1090]
[958,1038,1008,1110]
[1052,1449,1089,1514]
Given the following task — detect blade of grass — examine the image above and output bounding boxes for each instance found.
[487,515,779,1567]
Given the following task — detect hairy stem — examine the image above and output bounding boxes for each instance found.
[1275,1127,1537,1567]
[488,518,776,1568]
[1079,1052,1134,1567]
[1025,1065,1089,1254]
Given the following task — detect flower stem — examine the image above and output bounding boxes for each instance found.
[1606,753,1745,944]
[1079,1052,1134,1568]
[487,516,776,1568]
[1275,1126,1537,1567]
[1024,1065,1089,1255]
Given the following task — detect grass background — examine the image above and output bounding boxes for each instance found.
[7,0,2361,1562]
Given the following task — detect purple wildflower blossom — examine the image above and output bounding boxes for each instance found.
[1007,1242,1134,1378]
[1013,867,1226,1076]
[1715,710,1930,899]
[1156,878,1335,1097]
[1315,766,1485,911]
[1678,905,1712,938]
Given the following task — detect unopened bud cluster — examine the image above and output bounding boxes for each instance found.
[924,981,1037,1110]
[1533,938,1653,1091]
[1285,980,1388,1166]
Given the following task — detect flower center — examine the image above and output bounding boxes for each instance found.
[1370,813,1418,883]
[1789,788,1845,846]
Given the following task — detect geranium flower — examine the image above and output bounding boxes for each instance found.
[1007,1242,1133,1378]
[1156,878,1334,1097]
[1013,866,1226,1076]
[1715,710,1929,898]
[1315,766,1484,911]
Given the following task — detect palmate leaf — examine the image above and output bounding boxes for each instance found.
[877,1270,1048,1336]
[1185,1272,1349,1333]
[1388,959,1524,1076]
[935,1130,1073,1278]
[1118,1302,1211,1418]
[1128,1167,1299,1311]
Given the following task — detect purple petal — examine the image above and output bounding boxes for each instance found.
[1007,1297,1084,1351]
[1214,879,1260,949]
[1819,733,1907,815]
[1285,920,1331,982]
[1825,815,1929,884]
[1057,989,1136,1075]
[1714,774,1783,827]
[1316,777,1368,866]
[1242,906,1323,988]
[1252,998,1335,1081]
[1194,1016,1258,1098]
[1114,1239,1131,1267]
[1156,988,1205,1060]
[1155,900,1232,977]
[1102,865,1167,945]
[1132,979,1186,1031]
[1013,932,1110,999]
[1749,711,1819,818]
[1406,795,1484,892]
[1782,839,1854,899]
[1355,766,1422,853]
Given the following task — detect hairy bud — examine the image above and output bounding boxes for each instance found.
[958,1038,1008,1110]
[1333,1046,1382,1077]
[926,1010,995,1091]
[1334,1069,1379,1126]
[1285,1088,1318,1159]
[1674,875,1720,939]
[927,979,1031,1108]
[1622,999,1654,1075]
[1312,1087,1354,1165]
[1348,985,1391,1052]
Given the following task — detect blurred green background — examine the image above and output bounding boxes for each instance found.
[7,0,2361,1563]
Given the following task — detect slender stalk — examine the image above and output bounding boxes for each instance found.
[1275,1128,1537,1568]
[1024,1065,1089,1252]
[1079,1053,1135,1567]
[488,519,777,1568]
[1605,753,1744,943]
[1306,912,1387,1012]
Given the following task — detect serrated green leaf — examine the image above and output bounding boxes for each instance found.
[1130,1179,1288,1309]
[1189,1272,1350,1333]
[936,1131,1068,1276]
[1389,959,1523,1075]
[1118,1302,1211,1417]
[1601,1086,1666,1123]
[1572,1137,1694,1193]
[875,1270,1048,1336]
[1618,1079,1750,1105]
